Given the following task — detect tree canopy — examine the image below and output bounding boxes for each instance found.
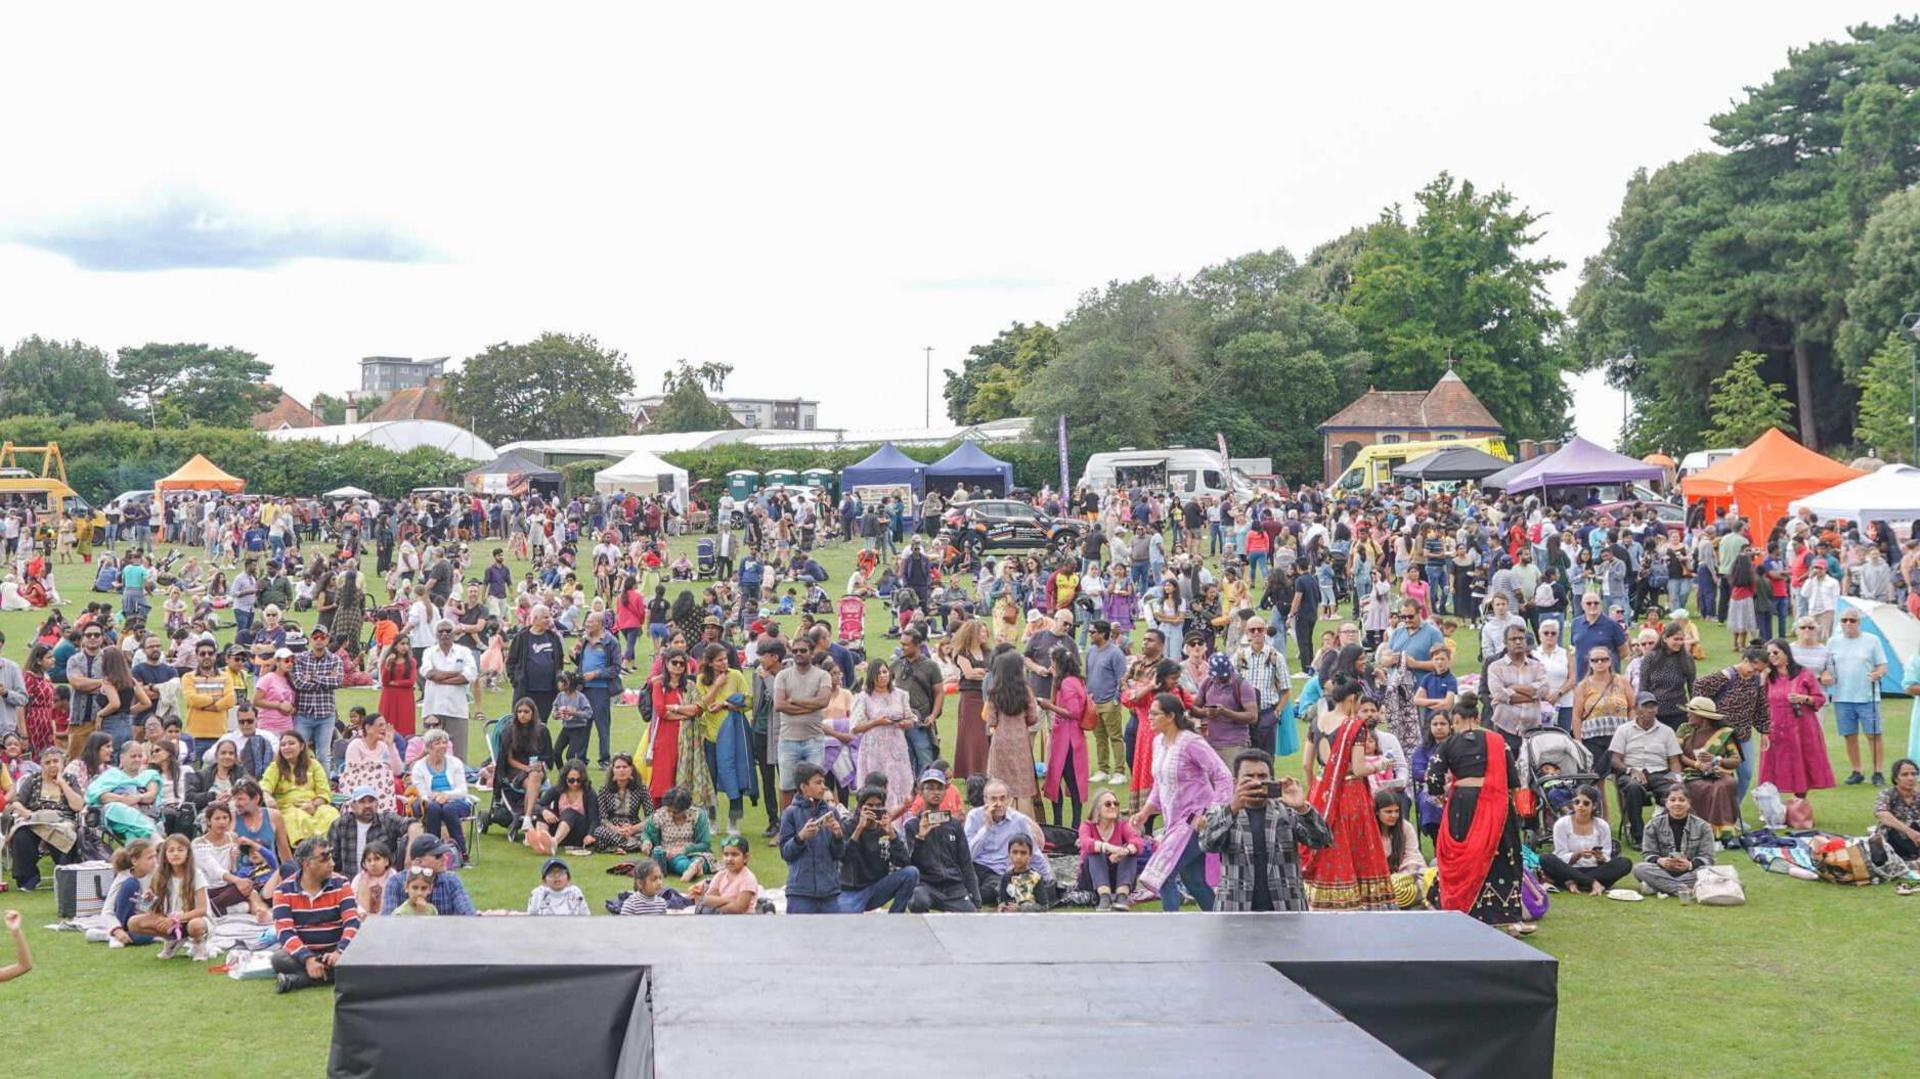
[645,360,736,433]
[113,343,277,428]
[441,332,636,445]
[0,337,123,421]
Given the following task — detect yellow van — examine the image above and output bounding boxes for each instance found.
[1332,437,1511,491]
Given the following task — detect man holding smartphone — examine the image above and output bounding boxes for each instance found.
[902,770,979,912]
[1197,749,1330,912]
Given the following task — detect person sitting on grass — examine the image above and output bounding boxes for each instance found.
[1539,784,1633,896]
[688,834,759,914]
[1374,790,1427,909]
[149,832,213,960]
[901,769,981,912]
[641,786,714,884]
[995,834,1048,912]
[838,784,920,914]
[1874,758,1920,863]
[380,834,475,915]
[351,841,395,917]
[966,778,1051,908]
[271,837,360,993]
[527,857,589,915]
[618,859,672,915]
[1631,787,1716,898]
[529,760,600,855]
[392,866,437,916]
[1077,789,1142,911]
[107,838,160,948]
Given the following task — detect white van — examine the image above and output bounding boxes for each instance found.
[1080,448,1255,500]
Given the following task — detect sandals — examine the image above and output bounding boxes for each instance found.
[1897,883,1920,897]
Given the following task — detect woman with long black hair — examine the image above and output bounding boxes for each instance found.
[1300,676,1395,911]
[983,649,1040,820]
[1425,694,1532,936]
[1037,645,1090,829]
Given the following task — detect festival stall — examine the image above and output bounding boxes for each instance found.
[839,442,926,496]
[1480,437,1664,495]
[1680,429,1864,542]
[1390,446,1512,483]
[926,441,1015,497]
[464,451,562,498]
[593,448,690,508]
[156,454,246,494]
[1786,463,1920,526]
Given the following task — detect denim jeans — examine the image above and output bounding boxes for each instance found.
[296,713,337,774]
[1426,563,1448,613]
[1159,833,1214,911]
[101,714,133,754]
[838,866,922,913]
[905,725,937,776]
[1732,732,1754,816]
[233,608,254,636]
[585,687,613,764]
[785,894,842,914]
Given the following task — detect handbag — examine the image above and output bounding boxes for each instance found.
[1693,864,1745,906]
[1512,787,1538,818]
[1078,694,1098,733]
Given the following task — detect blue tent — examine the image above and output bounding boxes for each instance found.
[839,443,926,494]
[926,441,1014,496]
[1836,596,1919,696]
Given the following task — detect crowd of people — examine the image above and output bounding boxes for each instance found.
[4,472,1917,992]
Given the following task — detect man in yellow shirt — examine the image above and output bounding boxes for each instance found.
[181,638,238,761]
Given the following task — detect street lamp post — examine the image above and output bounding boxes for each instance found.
[923,346,933,427]
[1901,313,1920,464]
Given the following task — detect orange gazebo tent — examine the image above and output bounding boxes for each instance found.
[1679,429,1862,542]
[155,454,246,493]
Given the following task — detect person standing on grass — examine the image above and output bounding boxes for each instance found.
[290,626,345,775]
[1826,609,1887,787]
[772,639,832,818]
[271,838,360,994]
[1199,748,1328,913]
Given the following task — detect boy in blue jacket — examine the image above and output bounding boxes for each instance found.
[778,763,846,913]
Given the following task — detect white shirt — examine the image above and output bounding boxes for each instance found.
[407,601,442,650]
[419,643,477,719]
[1799,574,1840,616]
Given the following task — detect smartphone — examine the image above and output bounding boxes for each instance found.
[925,810,949,827]
[1264,781,1286,799]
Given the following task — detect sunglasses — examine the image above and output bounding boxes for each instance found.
[1840,618,1859,624]
[1570,798,1594,807]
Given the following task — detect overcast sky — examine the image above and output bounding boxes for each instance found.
[0,4,1905,450]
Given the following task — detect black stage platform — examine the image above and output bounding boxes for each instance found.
[330,912,1555,1078]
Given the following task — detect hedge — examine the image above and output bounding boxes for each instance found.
[0,419,473,503]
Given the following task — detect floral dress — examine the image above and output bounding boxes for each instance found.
[850,687,915,811]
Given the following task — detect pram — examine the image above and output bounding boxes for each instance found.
[696,538,717,578]
[1515,723,1597,850]
[837,594,866,645]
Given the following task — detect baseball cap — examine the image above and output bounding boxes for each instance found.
[540,858,570,879]
[917,767,948,787]
[349,785,380,802]
[408,834,450,860]
[273,647,294,659]
[1635,690,1659,706]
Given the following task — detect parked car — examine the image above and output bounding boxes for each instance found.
[939,499,1082,556]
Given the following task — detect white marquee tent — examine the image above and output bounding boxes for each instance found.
[1786,463,1920,525]
[267,420,494,460]
[594,448,690,507]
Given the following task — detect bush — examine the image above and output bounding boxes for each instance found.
[0,420,473,502]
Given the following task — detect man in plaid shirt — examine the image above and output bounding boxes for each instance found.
[291,626,345,773]
[1233,617,1291,754]
[1198,748,1329,912]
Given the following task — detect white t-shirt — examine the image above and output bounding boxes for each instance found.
[407,601,442,650]
[420,644,477,720]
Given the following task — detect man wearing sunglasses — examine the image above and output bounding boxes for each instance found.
[1569,593,1626,683]
[66,624,111,755]
[1828,610,1887,786]
[1232,617,1290,756]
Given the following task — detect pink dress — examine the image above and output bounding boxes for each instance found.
[1760,669,1833,795]
[849,688,915,811]
[1044,675,1090,803]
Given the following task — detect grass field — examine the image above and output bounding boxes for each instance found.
[4,529,1912,1078]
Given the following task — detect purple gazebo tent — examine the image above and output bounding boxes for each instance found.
[1480,436,1665,494]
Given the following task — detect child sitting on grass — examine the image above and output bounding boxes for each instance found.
[528,858,588,916]
[996,834,1046,913]
[617,860,671,915]
[393,867,437,916]
[353,842,394,917]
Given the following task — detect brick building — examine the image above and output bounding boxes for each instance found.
[1315,371,1503,483]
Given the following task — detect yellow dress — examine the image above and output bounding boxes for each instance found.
[262,759,340,843]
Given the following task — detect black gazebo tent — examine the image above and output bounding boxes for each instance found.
[1390,446,1512,483]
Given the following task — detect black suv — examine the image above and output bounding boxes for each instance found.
[939,499,1082,556]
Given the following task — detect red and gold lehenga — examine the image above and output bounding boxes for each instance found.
[1301,714,1396,911]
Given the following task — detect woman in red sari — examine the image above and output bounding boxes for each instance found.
[646,648,697,803]
[378,646,418,737]
[1122,657,1189,816]
[1424,694,1532,936]
[22,643,57,755]
[1301,675,1396,910]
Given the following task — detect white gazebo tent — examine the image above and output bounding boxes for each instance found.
[593,448,690,509]
[1786,463,1920,524]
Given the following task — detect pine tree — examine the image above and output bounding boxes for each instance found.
[1856,332,1917,463]
[1703,351,1794,446]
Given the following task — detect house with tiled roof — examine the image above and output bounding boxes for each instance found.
[251,389,322,432]
[363,378,456,424]
[1315,371,1503,483]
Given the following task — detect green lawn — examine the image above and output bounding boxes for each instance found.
[4,528,1911,1078]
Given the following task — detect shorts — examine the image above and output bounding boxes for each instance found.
[776,737,826,791]
[1833,700,1882,737]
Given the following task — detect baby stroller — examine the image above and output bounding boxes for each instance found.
[1515,723,1597,850]
[696,538,717,578]
[837,594,866,645]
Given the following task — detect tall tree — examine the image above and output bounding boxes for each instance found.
[1839,187,1920,378]
[1855,331,1918,463]
[441,332,637,445]
[645,359,736,433]
[1014,278,1199,455]
[943,322,1058,424]
[0,337,123,421]
[1341,173,1571,440]
[113,343,274,427]
[1703,351,1795,446]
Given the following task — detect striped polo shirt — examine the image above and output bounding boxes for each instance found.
[273,874,361,959]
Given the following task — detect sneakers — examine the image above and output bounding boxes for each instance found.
[157,938,181,960]
[189,939,211,963]
[1872,772,1887,787]
[275,973,298,994]
[1096,893,1114,912]
[1846,771,1866,785]
[1113,894,1132,912]
[1089,771,1108,784]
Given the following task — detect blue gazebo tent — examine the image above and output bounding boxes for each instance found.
[839,443,926,494]
[927,441,1014,497]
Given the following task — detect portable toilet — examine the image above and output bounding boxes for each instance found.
[764,468,800,490]
[801,468,837,497]
[725,470,760,500]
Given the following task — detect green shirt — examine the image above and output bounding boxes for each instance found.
[1716,532,1748,576]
